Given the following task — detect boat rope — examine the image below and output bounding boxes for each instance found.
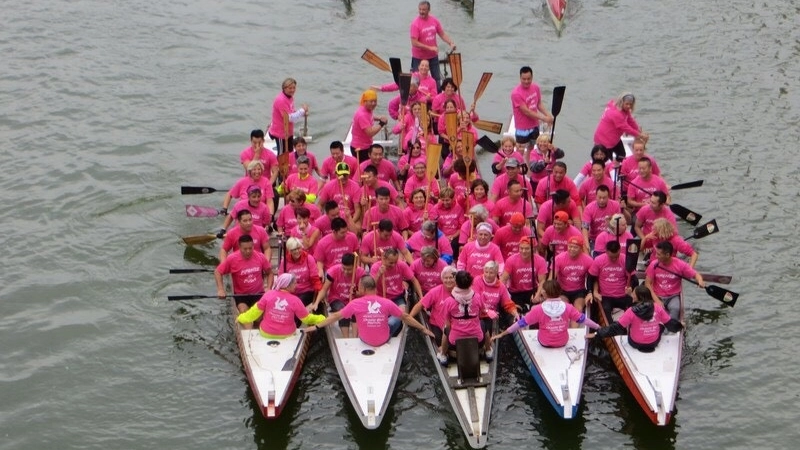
[246,331,275,380]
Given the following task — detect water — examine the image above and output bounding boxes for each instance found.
[1,0,799,448]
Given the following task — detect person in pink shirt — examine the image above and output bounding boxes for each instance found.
[492,212,532,259]
[310,253,365,338]
[410,266,457,346]
[222,160,276,216]
[553,236,594,312]
[592,285,684,353]
[281,156,320,202]
[371,248,423,305]
[465,178,494,213]
[588,240,634,321]
[276,189,321,234]
[438,271,495,364]
[223,185,272,230]
[360,165,402,209]
[280,237,323,307]
[320,140,359,181]
[398,140,428,182]
[360,144,401,191]
[511,66,553,145]
[411,246,449,293]
[493,280,600,348]
[286,207,321,255]
[536,189,582,238]
[313,201,341,237]
[645,241,705,320]
[491,136,526,175]
[459,204,499,247]
[579,161,615,205]
[625,157,670,213]
[540,211,585,259]
[310,275,433,346]
[533,161,579,207]
[581,185,624,246]
[360,219,413,266]
[501,237,548,309]
[317,162,362,227]
[573,144,612,188]
[457,222,504,278]
[387,80,426,122]
[404,160,439,204]
[215,235,274,319]
[642,218,698,266]
[237,274,325,338]
[473,261,519,325]
[634,190,677,241]
[430,187,465,255]
[490,159,533,203]
[491,180,534,227]
[267,78,309,150]
[362,187,409,236]
[239,129,279,183]
[619,136,660,180]
[406,220,454,263]
[410,1,456,88]
[432,79,468,115]
[313,217,360,275]
[593,92,648,162]
[526,134,564,191]
[593,213,634,256]
[403,189,430,234]
[351,90,389,163]
[283,138,321,178]
[448,159,479,206]
[219,210,271,262]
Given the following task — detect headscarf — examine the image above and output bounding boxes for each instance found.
[541,299,567,318]
[272,273,296,291]
[360,89,378,106]
[452,286,474,306]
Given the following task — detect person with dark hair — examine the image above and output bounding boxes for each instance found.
[360,164,402,208]
[590,285,683,353]
[240,129,279,183]
[501,237,548,309]
[320,140,359,181]
[361,219,413,265]
[317,161,362,227]
[314,201,342,237]
[579,161,615,205]
[511,66,553,146]
[215,234,274,319]
[313,217,359,275]
[489,157,533,203]
[573,144,612,187]
[491,180,534,227]
[286,206,321,254]
[533,161,579,207]
[645,241,705,321]
[439,270,495,364]
[553,236,593,313]
[634,190,677,241]
[581,185,625,250]
[593,92,648,162]
[311,252,365,338]
[536,189,582,238]
[360,144,401,191]
[465,178,494,213]
[403,189,429,234]
[589,240,635,321]
[223,184,272,230]
[625,157,670,214]
[410,0,455,89]
[362,187,409,236]
[281,155,319,203]
[275,189,322,234]
[219,209,270,263]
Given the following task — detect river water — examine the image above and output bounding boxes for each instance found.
[1,0,798,449]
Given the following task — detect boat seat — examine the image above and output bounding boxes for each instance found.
[455,338,480,381]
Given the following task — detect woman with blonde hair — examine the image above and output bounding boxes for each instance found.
[642,218,698,267]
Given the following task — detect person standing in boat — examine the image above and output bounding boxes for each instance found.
[215,235,274,321]
[438,270,496,363]
[492,280,600,347]
[268,78,309,152]
[589,285,684,353]
[410,266,457,347]
[219,210,270,263]
[409,1,456,90]
[510,66,553,147]
[351,90,389,164]
[280,237,323,308]
[237,274,325,338]
[309,275,434,346]
[645,241,705,321]
[310,253,365,338]
[588,240,634,322]
[501,237,548,310]
[593,92,648,162]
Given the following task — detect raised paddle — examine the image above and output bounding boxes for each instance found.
[281,332,306,371]
[671,180,704,190]
[182,186,222,195]
[669,203,703,226]
[169,268,214,274]
[390,58,402,86]
[445,111,458,144]
[625,238,642,274]
[361,49,391,72]
[476,135,499,153]
[684,219,719,241]
[549,86,566,143]
[653,263,739,307]
[472,72,492,106]
[473,119,503,134]
[636,271,733,285]
[448,52,462,89]
[185,205,225,217]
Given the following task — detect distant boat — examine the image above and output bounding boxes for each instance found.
[547,0,567,32]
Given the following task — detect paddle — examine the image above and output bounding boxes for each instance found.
[669,203,702,226]
[625,238,642,274]
[671,180,703,190]
[448,52,462,89]
[476,135,499,153]
[169,268,214,274]
[281,332,306,371]
[636,271,732,285]
[473,119,503,134]
[390,57,402,86]
[472,72,492,107]
[653,263,739,307]
[182,186,221,195]
[361,49,391,72]
[399,73,412,155]
[186,205,225,218]
[549,86,566,143]
[182,233,221,246]
[445,111,458,144]
[168,294,255,301]
[684,219,719,241]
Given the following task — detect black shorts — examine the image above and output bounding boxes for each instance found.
[515,127,540,145]
[608,140,626,161]
[234,294,263,308]
[563,289,587,303]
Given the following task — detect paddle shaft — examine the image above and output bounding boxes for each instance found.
[671,180,703,190]
[170,269,214,274]
[281,331,306,371]
[654,263,738,306]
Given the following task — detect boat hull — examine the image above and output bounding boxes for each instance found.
[547,0,567,31]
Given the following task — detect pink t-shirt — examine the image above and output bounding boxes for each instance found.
[276,203,322,232]
[230,200,272,228]
[582,200,623,240]
[286,151,320,176]
[283,173,319,197]
[320,154,359,180]
[362,205,409,232]
[491,151,526,176]
[360,230,407,259]
[313,232,360,272]
[268,92,295,139]
[448,174,471,205]
[492,224,532,259]
[411,257,448,293]
[617,303,672,344]
[510,83,542,130]
[594,230,634,255]
[286,224,321,254]
[388,91,425,121]
[279,252,319,294]
[626,175,669,207]
[503,253,548,293]
[490,173,534,202]
[325,264,365,304]
[554,252,594,292]
[397,152,428,176]
[645,258,696,297]
[216,250,270,294]
[403,205,427,234]
[527,147,555,184]
[313,215,334,237]
[404,174,439,204]
[621,154,661,179]
[410,15,444,60]
[256,290,308,336]
[593,99,641,148]
[318,178,361,215]
[432,92,467,115]
[406,230,453,259]
[340,295,404,346]
[430,202,465,237]
[589,253,629,298]
[472,277,513,315]
[522,300,585,347]
[537,199,581,229]
[491,197,534,227]
[361,159,399,185]
[419,285,451,329]
[458,218,500,245]
[465,194,494,214]
[370,260,416,299]
[361,180,399,207]
[229,176,274,202]
[534,175,580,205]
[457,241,504,278]
[351,105,375,150]
[636,205,678,238]
[239,145,279,174]
[540,225,583,258]
[579,175,616,204]
[648,234,696,257]
[443,293,487,344]
[222,224,269,254]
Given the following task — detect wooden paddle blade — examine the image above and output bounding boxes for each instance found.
[445,112,458,140]
[473,72,492,104]
[689,219,719,240]
[182,234,219,245]
[426,144,442,180]
[706,285,738,307]
[181,186,219,195]
[671,179,704,190]
[625,238,641,273]
[473,119,503,134]
[399,73,412,105]
[670,203,702,225]
[390,57,402,86]
[448,52,462,88]
[169,268,215,274]
[551,86,566,117]
[278,152,291,179]
[461,131,475,161]
[361,49,391,72]
[420,103,430,136]
[477,135,499,153]
[185,205,223,217]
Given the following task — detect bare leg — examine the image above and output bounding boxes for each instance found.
[238,304,253,330]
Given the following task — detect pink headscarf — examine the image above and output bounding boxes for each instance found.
[272,273,296,291]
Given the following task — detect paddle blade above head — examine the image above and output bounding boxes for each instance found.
[461,131,475,161]
[625,238,642,273]
[473,72,492,105]
[390,57,402,86]
[448,52,462,89]
[426,144,442,180]
[670,203,702,225]
[671,179,704,190]
[361,49,391,72]
[445,112,458,140]
[477,135,499,153]
[398,73,412,105]
[473,119,503,134]
[551,86,566,117]
[181,186,219,195]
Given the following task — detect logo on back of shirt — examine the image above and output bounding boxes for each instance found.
[274,298,289,311]
[368,300,381,314]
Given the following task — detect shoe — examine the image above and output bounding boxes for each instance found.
[436,352,448,365]
[485,348,494,361]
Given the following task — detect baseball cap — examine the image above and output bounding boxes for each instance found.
[568,236,584,246]
[554,211,569,222]
[505,158,520,168]
[510,212,525,226]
